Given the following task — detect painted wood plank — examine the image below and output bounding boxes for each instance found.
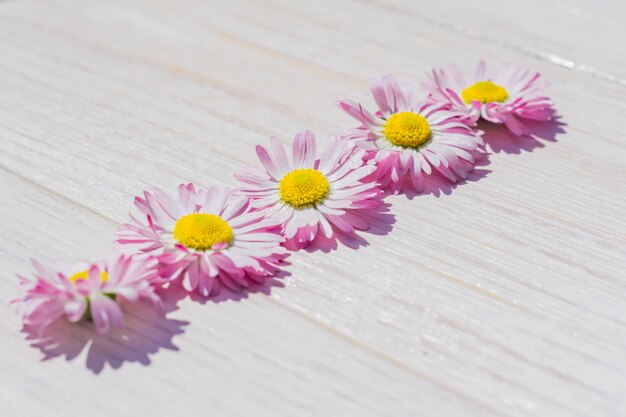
[0,0,625,416]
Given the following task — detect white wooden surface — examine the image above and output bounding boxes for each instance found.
[1,0,625,416]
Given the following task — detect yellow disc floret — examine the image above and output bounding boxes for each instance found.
[279,168,330,208]
[173,213,234,251]
[461,80,509,104]
[68,269,109,284]
[383,112,432,148]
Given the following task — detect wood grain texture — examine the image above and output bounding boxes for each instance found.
[1,0,625,416]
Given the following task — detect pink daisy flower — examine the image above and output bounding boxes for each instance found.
[337,75,484,194]
[423,61,556,136]
[12,255,161,334]
[234,131,382,249]
[117,184,287,296]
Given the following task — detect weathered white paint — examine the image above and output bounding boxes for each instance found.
[1,0,625,416]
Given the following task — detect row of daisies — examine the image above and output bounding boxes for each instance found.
[14,62,555,334]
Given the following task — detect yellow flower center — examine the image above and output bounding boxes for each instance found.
[383,112,431,148]
[68,270,109,284]
[279,168,330,208]
[173,213,234,251]
[461,81,509,104]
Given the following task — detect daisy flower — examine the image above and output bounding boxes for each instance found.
[234,130,382,248]
[423,61,555,136]
[12,255,161,334]
[116,184,287,296]
[337,75,484,193]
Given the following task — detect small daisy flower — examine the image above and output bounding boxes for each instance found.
[12,255,161,334]
[234,130,382,248]
[117,184,287,296]
[337,74,484,193]
[423,61,556,136]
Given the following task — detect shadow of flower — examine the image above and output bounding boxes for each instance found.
[187,275,288,304]
[302,200,396,253]
[481,117,567,154]
[22,298,188,374]
[150,270,289,306]
[400,165,492,200]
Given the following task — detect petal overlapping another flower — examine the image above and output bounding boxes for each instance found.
[235,130,384,248]
[116,184,288,297]
[337,74,485,194]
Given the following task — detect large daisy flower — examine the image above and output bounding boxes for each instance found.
[234,131,382,249]
[12,255,161,334]
[337,74,484,194]
[117,184,287,296]
[423,61,556,136]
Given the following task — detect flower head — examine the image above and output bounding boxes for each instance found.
[235,131,383,248]
[117,184,287,296]
[12,255,161,334]
[337,75,484,194]
[423,61,555,135]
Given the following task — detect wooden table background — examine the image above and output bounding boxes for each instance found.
[1,0,625,416]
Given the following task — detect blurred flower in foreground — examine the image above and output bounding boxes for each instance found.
[13,255,161,334]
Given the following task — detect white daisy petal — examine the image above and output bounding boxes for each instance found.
[117,185,285,298]
[235,130,384,246]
